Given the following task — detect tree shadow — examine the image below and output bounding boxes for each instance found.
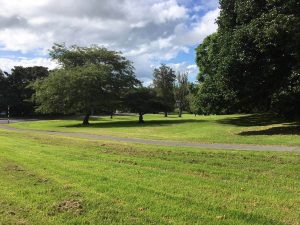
[61,118,205,129]
[218,113,300,136]
[239,125,300,136]
[218,113,297,127]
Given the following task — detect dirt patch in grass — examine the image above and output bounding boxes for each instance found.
[5,164,25,172]
[117,159,138,166]
[56,200,83,215]
[16,219,27,225]
[3,161,50,186]
[0,200,29,225]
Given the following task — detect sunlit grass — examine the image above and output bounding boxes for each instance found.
[11,113,300,145]
[0,130,300,224]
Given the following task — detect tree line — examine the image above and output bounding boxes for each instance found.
[1,1,299,122]
[0,44,197,124]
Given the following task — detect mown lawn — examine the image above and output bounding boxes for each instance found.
[0,129,299,224]
[11,113,300,145]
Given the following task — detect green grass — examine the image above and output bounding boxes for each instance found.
[0,129,300,224]
[11,113,300,145]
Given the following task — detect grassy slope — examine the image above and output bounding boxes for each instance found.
[0,129,300,224]
[11,114,300,145]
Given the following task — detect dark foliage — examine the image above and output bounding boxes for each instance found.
[123,88,165,123]
[0,66,49,116]
[196,0,300,117]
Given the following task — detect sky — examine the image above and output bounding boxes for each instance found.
[0,0,219,84]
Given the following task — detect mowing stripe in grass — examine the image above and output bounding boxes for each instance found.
[1,130,300,224]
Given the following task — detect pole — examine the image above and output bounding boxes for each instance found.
[7,105,9,124]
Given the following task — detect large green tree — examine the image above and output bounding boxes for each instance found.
[33,65,112,124]
[123,87,164,123]
[196,33,237,114]
[33,44,140,124]
[196,0,300,117]
[153,64,176,117]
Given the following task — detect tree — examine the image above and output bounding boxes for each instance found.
[196,33,237,114]
[123,88,164,123]
[33,44,140,124]
[0,70,8,114]
[196,33,220,83]
[271,70,300,118]
[186,83,201,116]
[153,64,176,117]
[196,0,300,116]
[187,93,198,116]
[197,76,237,115]
[33,65,111,124]
[174,72,189,117]
[5,66,49,116]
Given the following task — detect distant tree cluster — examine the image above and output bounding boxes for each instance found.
[0,44,195,124]
[195,0,300,118]
[0,66,49,116]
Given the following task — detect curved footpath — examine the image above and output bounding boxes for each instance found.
[0,124,300,152]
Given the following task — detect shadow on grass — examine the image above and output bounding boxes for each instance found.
[62,118,205,129]
[218,113,297,127]
[239,125,300,136]
[218,113,300,136]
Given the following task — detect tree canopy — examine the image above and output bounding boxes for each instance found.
[33,44,140,124]
[196,0,300,117]
[175,72,189,117]
[153,64,176,117]
[123,87,165,123]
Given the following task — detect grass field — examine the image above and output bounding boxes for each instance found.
[0,129,300,224]
[11,113,300,145]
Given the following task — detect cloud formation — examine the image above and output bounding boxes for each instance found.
[0,0,219,82]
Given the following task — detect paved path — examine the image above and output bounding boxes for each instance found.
[1,124,300,152]
[0,118,41,124]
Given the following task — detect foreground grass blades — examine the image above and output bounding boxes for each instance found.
[0,130,300,224]
[11,114,300,145]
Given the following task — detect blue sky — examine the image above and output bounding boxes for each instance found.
[0,0,219,83]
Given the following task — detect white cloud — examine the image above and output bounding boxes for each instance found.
[167,62,199,81]
[0,28,53,53]
[192,0,219,12]
[0,57,58,73]
[0,0,219,81]
[150,0,187,23]
[174,8,220,45]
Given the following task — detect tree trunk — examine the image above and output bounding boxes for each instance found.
[83,113,90,125]
[138,113,144,123]
[110,112,113,119]
[164,112,168,117]
[178,108,182,117]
